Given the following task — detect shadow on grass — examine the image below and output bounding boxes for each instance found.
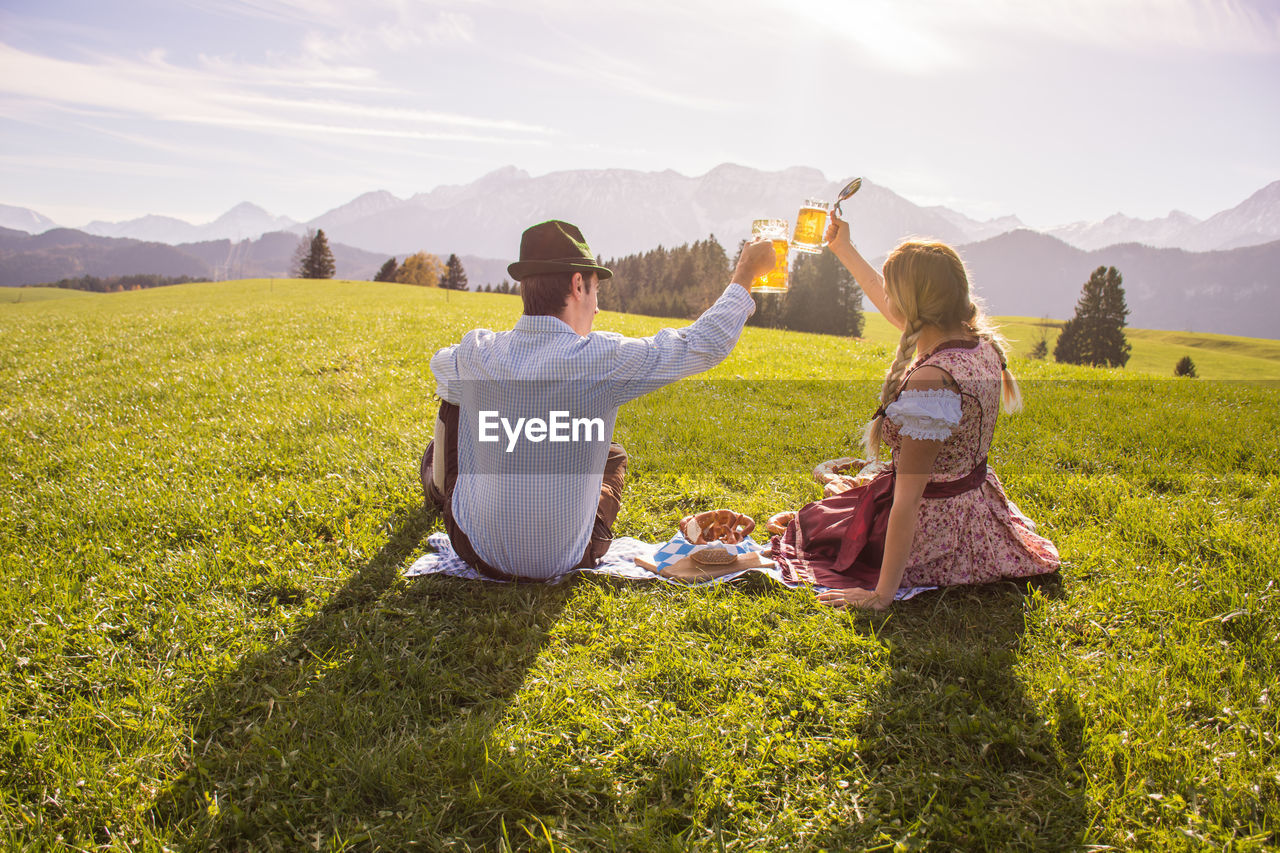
[151,500,575,850]
[812,575,1089,850]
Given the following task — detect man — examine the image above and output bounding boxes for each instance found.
[422,219,774,580]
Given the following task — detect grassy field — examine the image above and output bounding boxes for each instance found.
[2,279,1278,851]
[858,313,1280,381]
[1,287,100,304]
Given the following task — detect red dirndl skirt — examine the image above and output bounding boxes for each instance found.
[771,458,988,590]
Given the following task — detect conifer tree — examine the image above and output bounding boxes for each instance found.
[1029,317,1051,360]
[781,250,864,337]
[301,229,336,279]
[1054,265,1130,367]
[290,229,315,278]
[374,258,398,282]
[1175,356,1197,377]
[442,254,468,290]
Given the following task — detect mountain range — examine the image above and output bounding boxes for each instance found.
[82,202,299,245]
[3,165,1278,338]
[956,230,1280,340]
[8,166,1279,258]
[0,226,512,297]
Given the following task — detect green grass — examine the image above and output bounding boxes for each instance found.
[2,279,1278,850]
[1,287,100,303]
[990,316,1280,380]
[858,312,1280,380]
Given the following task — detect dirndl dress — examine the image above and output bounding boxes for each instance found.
[771,338,1060,590]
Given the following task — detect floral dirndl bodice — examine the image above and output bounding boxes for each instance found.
[882,338,1003,481]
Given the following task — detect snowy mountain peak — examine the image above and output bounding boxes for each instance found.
[205,202,297,241]
[474,165,531,185]
[310,191,406,228]
[926,206,1024,242]
[0,204,59,234]
[1183,179,1280,250]
[218,201,271,219]
[355,190,400,204]
[1249,179,1280,199]
[77,203,298,244]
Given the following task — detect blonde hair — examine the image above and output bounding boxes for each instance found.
[863,240,1022,460]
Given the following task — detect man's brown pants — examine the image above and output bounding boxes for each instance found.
[420,401,627,581]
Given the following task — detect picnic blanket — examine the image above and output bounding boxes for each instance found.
[404,532,935,600]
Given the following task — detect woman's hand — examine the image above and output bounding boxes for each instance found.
[823,211,902,330]
[825,210,851,248]
[817,587,889,610]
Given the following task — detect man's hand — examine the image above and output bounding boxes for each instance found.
[817,587,889,610]
[733,239,777,291]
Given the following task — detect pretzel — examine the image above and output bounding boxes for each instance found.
[679,509,756,545]
[766,510,796,535]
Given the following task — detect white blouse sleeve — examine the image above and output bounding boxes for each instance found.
[884,388,962,441]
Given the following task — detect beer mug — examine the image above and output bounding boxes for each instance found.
[791,199,829,254]
[751,218,789,293]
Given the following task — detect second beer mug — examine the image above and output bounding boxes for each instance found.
[751,218,789,293]
[791,199,829,254]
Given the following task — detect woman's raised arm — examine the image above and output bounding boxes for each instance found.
[825,212,905,330]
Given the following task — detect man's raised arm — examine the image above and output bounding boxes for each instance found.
[610,239,776,404]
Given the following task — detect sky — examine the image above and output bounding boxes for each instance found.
[1,0,1278,230]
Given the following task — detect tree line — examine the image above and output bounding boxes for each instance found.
[296,228,1143,372]
[473,280,519,294]
[745,247,865,337]
[296,228,863,341]
[596,236,865,337]
[371,252,468,289]
[33,273,208,293]
[290,229,473,291]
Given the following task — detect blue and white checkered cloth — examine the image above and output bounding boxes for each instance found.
[403,532,791,586]
[648,531,762,571]
[404,531,937,599]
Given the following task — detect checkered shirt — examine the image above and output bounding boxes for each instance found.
[430,283,755,578]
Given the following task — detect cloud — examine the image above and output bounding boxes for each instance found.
[178,0,377,27]
[300,11,475,62]
[193,54,395,93]
[497,1,737,110]
[184,0,478,60]
[0,152,193,178]
[515,48,730,112]
[0,42,552,145]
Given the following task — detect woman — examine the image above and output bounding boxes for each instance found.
[770,213,1060,609]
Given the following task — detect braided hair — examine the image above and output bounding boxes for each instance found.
[862,241,1022,461]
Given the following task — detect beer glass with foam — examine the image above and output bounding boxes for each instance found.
[791,199,829,254]
[750,219,790,293]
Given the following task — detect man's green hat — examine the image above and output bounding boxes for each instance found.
[507,220,613,281]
